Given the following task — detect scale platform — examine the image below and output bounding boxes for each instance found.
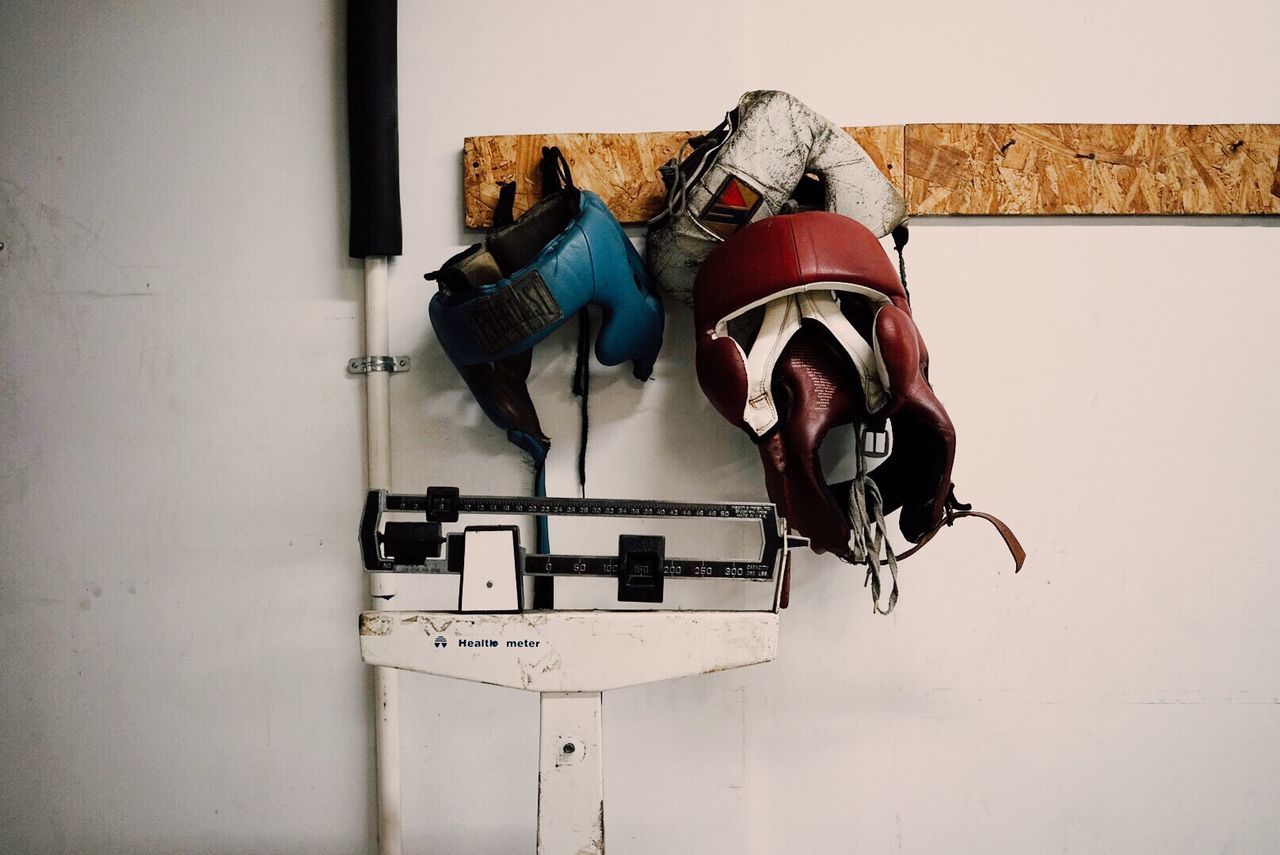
[360,609,779,692]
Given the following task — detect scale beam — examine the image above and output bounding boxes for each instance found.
[359,488,805,587]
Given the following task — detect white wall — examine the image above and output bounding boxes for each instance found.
[2,1,1277,853]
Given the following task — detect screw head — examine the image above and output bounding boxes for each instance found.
[562,742,575,755]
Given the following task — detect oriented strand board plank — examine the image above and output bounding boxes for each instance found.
[848,126,906,196]
[905,124,1280,215]
[463,132,692,228]
[463,124,1280,225]
[463,127,905,228]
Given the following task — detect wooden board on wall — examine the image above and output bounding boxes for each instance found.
[462,123,1280,227]
[464,132,693,229]
[906,124,1280,215]
[463,127,905,228]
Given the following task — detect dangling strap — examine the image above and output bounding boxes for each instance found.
[531,145,592,499]
[891,224,911,301]
[885,487,1026,571]
[843,470,1028,613]
[519,147,580,610]
[648,108,737,227]
[571,309,591,496]
[540,145,575,194]
[531,450,554,609]
[533,455,550,554]
[493,180,517,227]
[653,137,695,223]
[778,557,792,610]
[506,429,552,555]
[846,424,899,614]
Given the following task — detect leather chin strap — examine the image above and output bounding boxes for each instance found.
[887,494,1026,571]
[720,285,890,436]
[857,493,1025,614]
[762,326,1025,613]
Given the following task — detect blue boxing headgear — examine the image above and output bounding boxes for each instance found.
[427,148,664,565]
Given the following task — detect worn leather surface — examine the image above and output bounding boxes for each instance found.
[694,211,954,553]
[693,210,907,333]
[758,329,868,560]
[430,189,664,463]
[648,89,908,306]
[432,191,662,370]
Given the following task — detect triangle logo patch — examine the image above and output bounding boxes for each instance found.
[699,174,763,238]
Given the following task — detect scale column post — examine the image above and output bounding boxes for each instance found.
[537,691,604,855]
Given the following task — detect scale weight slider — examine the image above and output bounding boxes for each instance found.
[451,526,524,613]
[617,534,665,604]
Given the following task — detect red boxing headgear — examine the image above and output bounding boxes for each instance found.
[693,211,955,561]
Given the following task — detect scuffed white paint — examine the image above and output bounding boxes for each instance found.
[361,610,779,693]
[536,692,604,855]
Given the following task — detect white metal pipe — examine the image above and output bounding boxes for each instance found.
[372,665,402,855]
[364,257,393,495]
[364,255,403,855]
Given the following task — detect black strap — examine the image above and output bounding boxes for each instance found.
[891,224,910,301]
[532,577,555,610]
[492,147,571,233]
[540,146,574,195]
[532,148,589,599]
[531,455,554,609]
[493,181,517,227]
[571,310,591,496]
[539,145,590,497]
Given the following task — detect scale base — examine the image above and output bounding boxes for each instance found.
[538,691,604,855]
[361,609,779,852]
